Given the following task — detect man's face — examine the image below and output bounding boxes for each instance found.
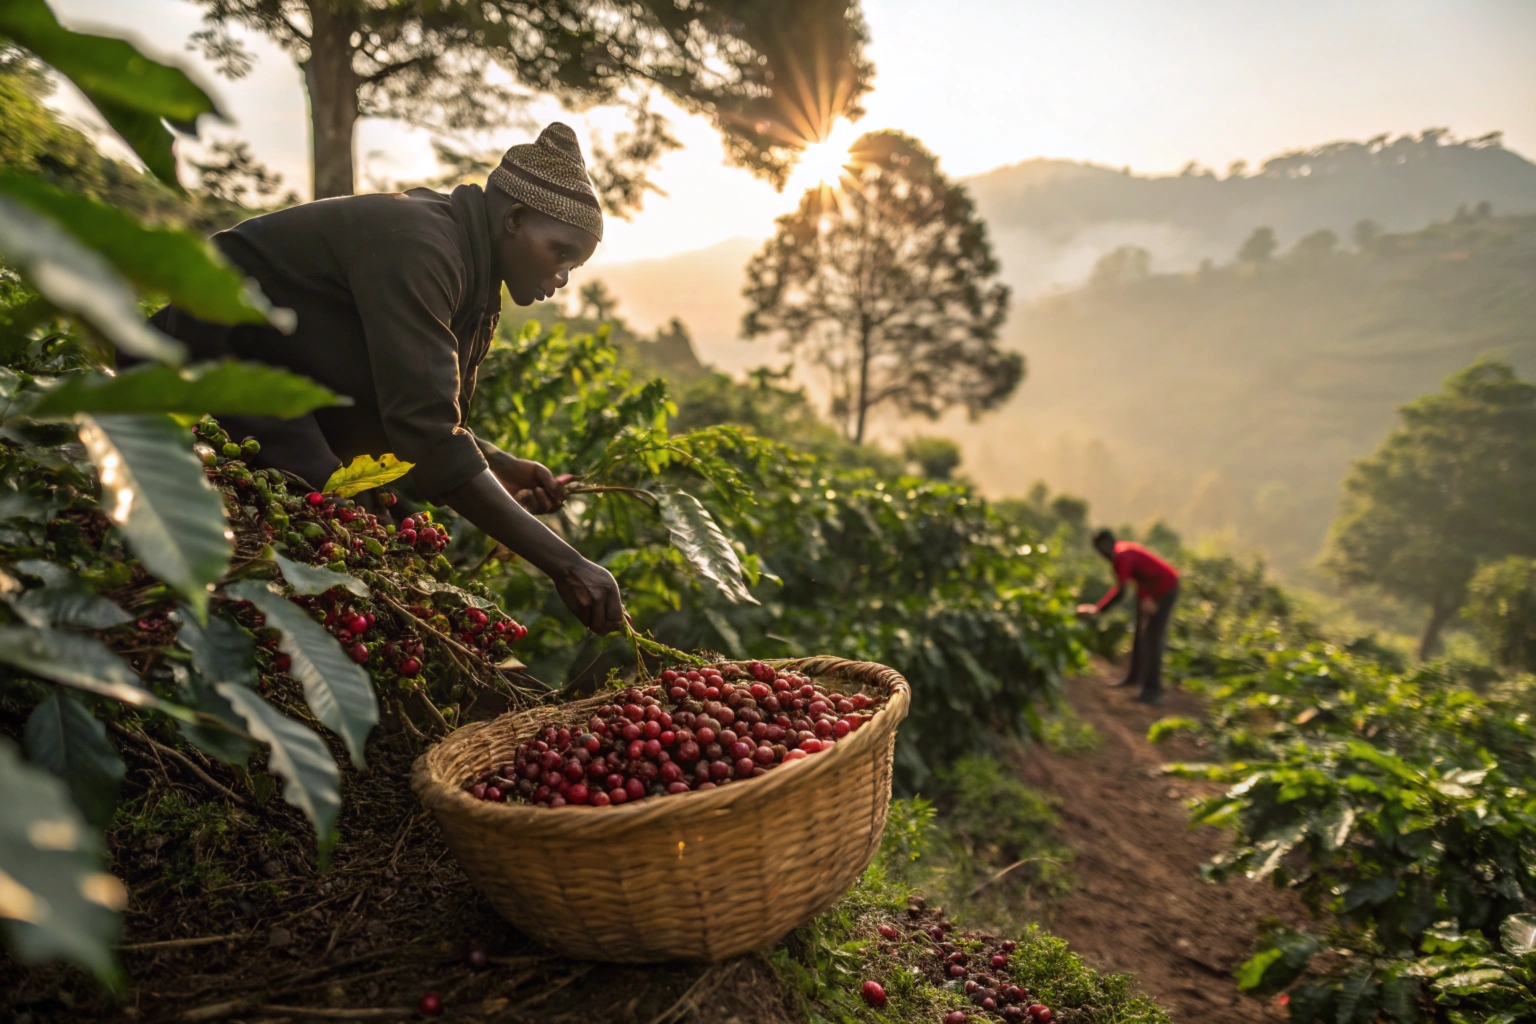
[491,200,599,306]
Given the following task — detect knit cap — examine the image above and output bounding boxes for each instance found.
[487,123,603,240]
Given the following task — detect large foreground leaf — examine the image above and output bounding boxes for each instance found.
[76,414,230,618]
[0,197,184,364]
[0,625,189,720]
[0,173,290,330]
[322,453,413,499]
[23,691,124,829]
[226,581,377,768]
[657,489,759,604]
[273,553,369,599]
[214,683,340,851]
[0,739,125,982]
[28,362,341,420]
[173,610,260,765]
[0,0,218,186]
[7,559,130,630]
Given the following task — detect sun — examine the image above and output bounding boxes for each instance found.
[783,120,863,196]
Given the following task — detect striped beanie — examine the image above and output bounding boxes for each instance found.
[488,123,603,241]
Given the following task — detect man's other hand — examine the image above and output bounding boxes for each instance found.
[553,557,626,635]
[487,452,569,514]
[1075,603,1098,617]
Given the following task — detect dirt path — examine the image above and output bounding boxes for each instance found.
[1020,662,1311,1024]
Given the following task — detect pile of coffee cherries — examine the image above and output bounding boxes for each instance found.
[867,904,1055,1023]
[466,662,884,807]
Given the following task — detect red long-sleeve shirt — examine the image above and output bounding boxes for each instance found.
[1094,542,1179,613]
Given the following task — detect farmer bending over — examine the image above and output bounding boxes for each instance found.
[1076,529,1180,704]
[145,124,624,635]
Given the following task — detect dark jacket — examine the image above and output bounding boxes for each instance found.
[149,184,502,498]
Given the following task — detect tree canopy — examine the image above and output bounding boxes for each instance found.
[742,130,1020,443]
[189,0,875,201]
[1324,360,1536,658]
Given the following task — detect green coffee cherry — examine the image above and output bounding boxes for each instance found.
[285,531,306,549]
[200,450,218,466]
[364,538,385,557]
[222,443,242,458]
[242,438,261,456]
[300,522,326,540]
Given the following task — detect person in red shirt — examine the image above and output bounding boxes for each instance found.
[1076,529,1180,704]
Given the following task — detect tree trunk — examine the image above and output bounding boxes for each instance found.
[1418,594,1456,661]
[301,3,363,199]
[853,321,872,444]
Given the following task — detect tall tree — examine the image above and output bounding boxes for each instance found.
[190,0,874,201]
[1325,361,1536,658]
[742,130,1020,444]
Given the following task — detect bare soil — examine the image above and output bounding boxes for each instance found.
[1020,661,1312,1024]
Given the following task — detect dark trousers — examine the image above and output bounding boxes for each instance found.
[1122,585,1178,699]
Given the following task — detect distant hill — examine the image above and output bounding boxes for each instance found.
[943,206,1536,572]
[969,129,1536,296]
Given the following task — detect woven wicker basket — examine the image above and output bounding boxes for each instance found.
[410,657,910,962]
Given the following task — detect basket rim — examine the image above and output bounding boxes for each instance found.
[410,657,909,836]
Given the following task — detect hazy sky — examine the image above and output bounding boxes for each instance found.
[49,0,1536,265]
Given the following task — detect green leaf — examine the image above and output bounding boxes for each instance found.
[0,172,291,329]
[171,611,263,763]
[1233,929,1320,994]
[26,362,343,420]
[273,553,369,599]
[176,607,257,689]
[23,691,124,829]
[0,625,190,720]
[0,0,218,186]
[7,559,130,630]
[212,683,340,852]
[322,454,414,499]
[0,738,124,982]
[656,489,759,605]
[0,196,184,364]
[225,581,377,769]
[76,414,231,618]
[1501,914,1536,957]
[1147,716,1198,744]
[170,664,256,767]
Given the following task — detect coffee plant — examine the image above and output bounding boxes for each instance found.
[1158,553,1536,1022]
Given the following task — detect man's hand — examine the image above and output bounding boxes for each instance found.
[1139,597,1159,616]
[1075,603,1099,617]
[552,557,626,635]
[486,451,570,514]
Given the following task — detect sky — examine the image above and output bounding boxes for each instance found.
[47,0,1536,266]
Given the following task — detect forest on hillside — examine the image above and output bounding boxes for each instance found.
[963,204,1536,573]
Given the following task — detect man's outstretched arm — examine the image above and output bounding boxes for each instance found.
[440,469,624,634]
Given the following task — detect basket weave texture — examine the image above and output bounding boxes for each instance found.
[410,657,910,962]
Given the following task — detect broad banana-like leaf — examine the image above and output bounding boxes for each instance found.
[28,362,344,419]
[0,625,190,720]
[76,414,231,619]
[0,197,184,364]
[6,559,130,630]
[0,739,125,982]
[0,0,218,186]
[0,173,289,330]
